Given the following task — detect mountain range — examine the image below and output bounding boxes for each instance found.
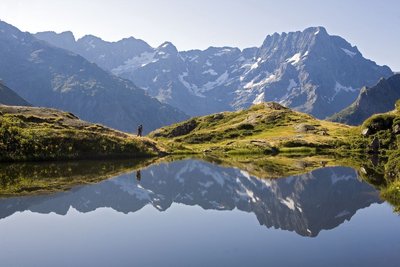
[0,159,380,237]
[36,26,393,118]
[330,74,400,125]
[0,20,187,133]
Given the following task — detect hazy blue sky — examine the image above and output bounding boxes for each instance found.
[0,0,399,70]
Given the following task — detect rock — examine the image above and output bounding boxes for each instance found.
[393,124,400,134]
[368,136,380,154]
[250,140,270,147]
[360,167,368,175]
[153,119,198,138]
[263,102,288,111]
[294,123,316,133]
[369,153,379,167]
[317,130,329,136]
[361,128,371,136]
[246,113,264,124]
[208,113,224,122]
[295,161,311,169]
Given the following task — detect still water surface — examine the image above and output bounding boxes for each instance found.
[0,159,399,267]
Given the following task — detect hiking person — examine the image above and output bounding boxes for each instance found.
[137,124,143,137]
[136,170,142,181]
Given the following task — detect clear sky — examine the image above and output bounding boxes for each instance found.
[0,0,399,70]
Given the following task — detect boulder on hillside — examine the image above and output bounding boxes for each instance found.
[153,119,198,138]
[294,123,316,133]
[368,136,380,154]
[264,102,288,111]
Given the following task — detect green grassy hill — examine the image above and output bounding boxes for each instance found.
[0,105,163,161]
[150,102,359,155]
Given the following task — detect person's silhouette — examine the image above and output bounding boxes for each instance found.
[137,124,143,137]
[136,170,142,181]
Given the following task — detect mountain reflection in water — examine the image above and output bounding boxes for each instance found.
[0,159,381,237]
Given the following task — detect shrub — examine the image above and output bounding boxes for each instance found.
[237,123,254,130]
[396,99,400,112]
[362,114,395,134]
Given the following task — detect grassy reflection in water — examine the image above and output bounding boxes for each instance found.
[0,158,157,197]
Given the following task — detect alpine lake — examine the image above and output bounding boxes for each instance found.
[0,155,399,267]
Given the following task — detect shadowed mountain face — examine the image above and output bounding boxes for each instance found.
[0,21,187,133]
[0,159,381,237]
[330,74,400,125]
[36,27,392,118]
[0,82,29,106]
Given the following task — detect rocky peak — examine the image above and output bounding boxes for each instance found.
[157,41,178,54]
[34,31,76,49]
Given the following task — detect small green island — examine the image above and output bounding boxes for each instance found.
[1,101,399,210]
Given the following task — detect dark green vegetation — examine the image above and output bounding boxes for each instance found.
[356,102,400,210]
[0,105,162,162]
[150,102,358,155]
[0,82,29,106]
[0,158,156,197]
[330,74,400,125]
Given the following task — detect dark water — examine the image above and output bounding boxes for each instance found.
[0,159,399,267]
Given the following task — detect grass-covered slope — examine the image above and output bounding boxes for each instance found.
[150,102,357,154]
[0,105,163,161]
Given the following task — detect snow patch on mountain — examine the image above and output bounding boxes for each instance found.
[330,172,355,184]
[280,197,295,210]
[112,51,156,75]
[287,79,297,91]
[253,92,265,104]
[178,72,203,97]
[214,48,234,56]
[202,68,218,75]
[335,210,351,218]
[112,178,153,200]
[201,71,229,91]
[341,48,357,58]
[250,58,262,70]
[328,81,358,103]
[286,53,302,65]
